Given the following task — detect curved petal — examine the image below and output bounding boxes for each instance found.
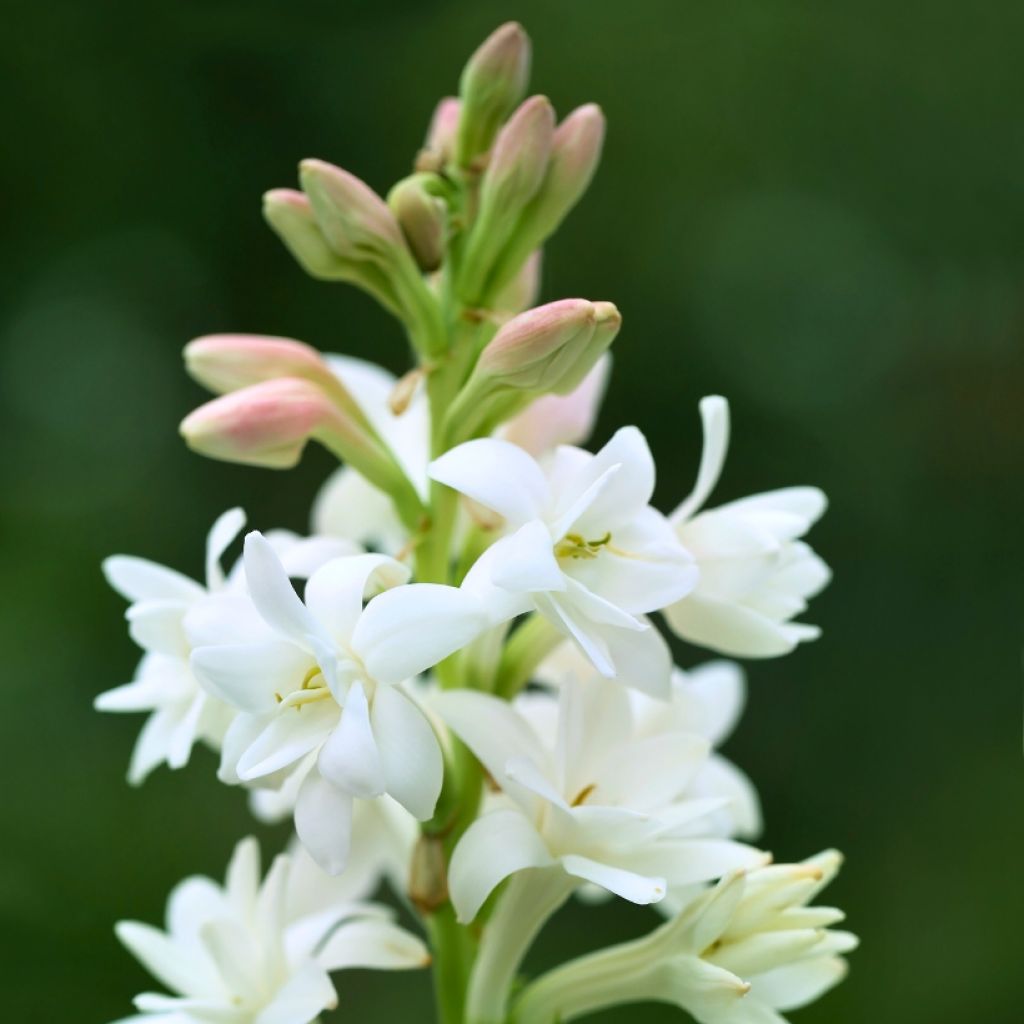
[316,918,430,972]
[237,701,337,781]
[448,809,554,922]
[429,438,551,526]
[489,520,566,594]
[114,921,221,999]
[569,426,656,534]
[353,584,485,684]
[205,507,246,590]
[103,556,203,604]
[312,466,408,555]
[304,553,409,645]
[602,619,673,698]
[664,594,803,658]
[126,602,189,658]
[461,541,538,626]
[370,685,442,820]
[294,770,354,876]
[191,642,311,714]
[253,960,336,1024]
[754,957,848,1012]
[317,683,385,798]
[243,532,320,645]
[672,396,730,524]
[681,661,747,745]
[559,854,665,904]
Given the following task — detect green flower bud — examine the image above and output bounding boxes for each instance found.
[388,173,447,272]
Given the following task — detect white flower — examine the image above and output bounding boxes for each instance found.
[114,836,429,1024]
[191,533,485,873]
[430,427,697,696]
[539,645,761,841]
[514,851,856,1024]
[665,397,831,658]
[98,510,356,784]
[434,676,765,922]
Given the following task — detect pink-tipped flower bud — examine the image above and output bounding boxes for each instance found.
[388,173,447,272]
[262,188,352,281]
[417,97,461,172]
[492,250,542,314]
[555,300,621,394]
[180,378,358,470]
[455,22,532,167]
[299,159,406,266]
[184,334,337,396]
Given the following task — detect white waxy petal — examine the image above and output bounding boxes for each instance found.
[720,486,827,532]
[316,918,430,972]
[103,555,204,604]
[370,685,442,820]
[127,709,179,786]
[602,620,673,698]
[353,584,485,684]
[752,955,848,1012]
[595,732,711,811]
[304,553,409,645]
[567,426,656,534]
[114,921,222,1000]
[534,591,615,677]
[429,438,551,526]
[127,601,190,659]
[317,683,385,798]
[204,507,246,591]
[224,836,261,921]
[243,532,322,646]
[489,520,567,594]
[294,770,354,876]
[312,465,408,555]
[199,917,264,1003]
[683,660,747,745]
[253,960,337,1024]
[264,531,361,579]
[191,642,312,715]
[672,395,730,524]
[447,809,554,922]
[505,755,570,810]
[166,877,226,940]
[558,854,665,904]
[461,541,541,626]
[665,593,801,658]
[237,701,338,781]
[547,462,621,542]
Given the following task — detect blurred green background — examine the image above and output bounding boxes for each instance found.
[2,1,1020,1021]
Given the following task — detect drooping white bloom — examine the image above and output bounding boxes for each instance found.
[664,397,831,658]
[98,510,356,784]
[434,677,766,922]
[430,427,697,696]
[191,533,485,873]
[538,645,761,841]
[514,851,855,1024]
[113,836,429,1024]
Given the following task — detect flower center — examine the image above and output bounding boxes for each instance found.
[275,665,333,711]
[554,531,612,561]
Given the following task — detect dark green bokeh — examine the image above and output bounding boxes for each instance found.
[2,2,1020,1021]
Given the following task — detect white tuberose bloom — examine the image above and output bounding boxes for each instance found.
[665,397,831,658]
[430,427,697,696]
[192,533,484,873]
[114,836,429,1024]
[434,677,765,922]
[514,851,856,1024]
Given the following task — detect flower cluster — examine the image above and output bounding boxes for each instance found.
[99,22,851,1024]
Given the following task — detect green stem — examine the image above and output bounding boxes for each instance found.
[493,615,564,699]
[426,903,476,1024]
[465,868,576,1024]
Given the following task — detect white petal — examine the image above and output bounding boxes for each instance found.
[166,876,225,939]
[114,921,220,998]
[317,683,385,798]
[304,554,409,645]
[753,956,848,1012]
[294,770,354,875]
[682,660,747,745]
[127,602,189,658]
[692,754,763,840]
[461,541,538,625]
[191,642,311,714]
[567,426,656,534]
[353,584,485,684]
[596,732,710,811]
[547,462,622,542]
[534,591,615,677]
[447,810,554,922]
[721,486,827,532]
[103,556,203,604]
[505,755,570,810]
[371,685,442,820]
[312,466,408,554]
[602,619,673,698]
[127,709,179,785]
[205,508,246,590]
[253,961,337,1024]
[665,594,803,658]
[316,918,430,972]
[559,854,665,904]
[199,917,263,1001]
[429,438,551,526]
[489,520,566,594]
[243,532,321,645]
[237,702,337,780]
[673,395,730,523]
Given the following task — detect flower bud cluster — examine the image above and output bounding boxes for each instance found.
[97,22,853,1024]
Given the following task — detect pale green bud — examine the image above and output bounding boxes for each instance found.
[416,97,461,173]
[455,21,531,168]
[388,173,447,272]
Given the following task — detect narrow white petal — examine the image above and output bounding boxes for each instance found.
[534,591,615,677]
[429,438,551,526]
[304,553,409,645]
[126,602,189,658]
[316,918,430,972]
[127,709,178,785]
[205,507,246,590]
[103,556,203,604]
[237,702,337,780]
[253,960,337,1024]
[461,541,538,625]
[489,520,566,594]
[569,426,656,534]
[559,854,665,904]
[294,770,354,875]
[371,685,442,820]
[753,956,848,1012]
[243,532,320,645]
[191,642,310,714]
[665,594,802,658]
[353,584,485,684]
[317,683,385,798]
[602,620,673,698]
[448,810,554,922]
[312,465,408,555]
[673,395,730,523]
[114,921,220,998]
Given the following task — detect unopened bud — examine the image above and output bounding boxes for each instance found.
[459,96,555,303]
[300,159,406,266]
[180,378,361,470]
[388,174,446,272]
[476,298,597,392]
[455,22,531,167]
[416,97,461,172]
[184,334,336,396]
[492,250,542,314]
[554,300,620,395]
[263,189,349,281]
[485,104,606,300]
